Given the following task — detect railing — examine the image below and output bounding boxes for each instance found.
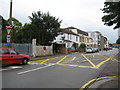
[1,43,33,56]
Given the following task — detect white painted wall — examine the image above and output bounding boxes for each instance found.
[88,32,101,45]
[54,32,79,48]
[32,39,53,57]
[71,29,78,34]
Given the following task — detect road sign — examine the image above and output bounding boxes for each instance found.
[7,35,11,43]
[43,46,46,50]
[7,42,10,46]
[7,29,12,35]
[43,46,46,56]
[6,25,12,35]
[6,25,12,30]
[7,39,10,42]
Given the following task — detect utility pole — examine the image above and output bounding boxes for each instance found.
[6,0,13,47]
[9,0,12,25]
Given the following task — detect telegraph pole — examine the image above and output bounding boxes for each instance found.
[9,0,12,25]
[6,0,13,47]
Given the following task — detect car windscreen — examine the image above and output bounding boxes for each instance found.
[87,48,92,49]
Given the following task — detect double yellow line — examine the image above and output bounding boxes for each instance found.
[80,76,120,90]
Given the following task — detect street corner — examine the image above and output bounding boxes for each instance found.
[80,76,120,89]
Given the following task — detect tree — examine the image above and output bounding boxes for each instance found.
[78,43,86,52]
[2,17,8,43]
[9,18,23,43]
[17,23,34,43]
[72,42,78,49]
[116,37,120,44]
[28,10,62,45]
[2,17,23,43]
[101,2,120,29]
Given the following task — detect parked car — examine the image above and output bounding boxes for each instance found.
[109,47,112,50]
[70,47,76,52]
[86,48,95,53]
[104,47,111,50]
[104,47,108,50]
[0,48,30,66]
[93,48,99,52]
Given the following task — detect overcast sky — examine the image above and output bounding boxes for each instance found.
[0,0,119,43]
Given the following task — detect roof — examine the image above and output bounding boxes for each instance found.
[62,26,77,30]
[77,29,88,36]
[60,28,79,36]
[60,26,89,36]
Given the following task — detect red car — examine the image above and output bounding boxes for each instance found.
[0,48,30,66]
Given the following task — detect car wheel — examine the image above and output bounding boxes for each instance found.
[22,58,28,65]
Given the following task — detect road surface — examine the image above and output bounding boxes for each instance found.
[1,48,119,89]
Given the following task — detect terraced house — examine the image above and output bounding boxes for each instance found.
[53,26,90,53]
[88,31,109,50]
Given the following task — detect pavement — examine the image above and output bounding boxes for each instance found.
[86,48,120,89]
[2,48,119,89]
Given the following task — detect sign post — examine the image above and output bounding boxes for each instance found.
[43,46,46,56]
[6,0,13,47]
[6,25,12,46]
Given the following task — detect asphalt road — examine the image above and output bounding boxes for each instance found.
[1,48,119,89]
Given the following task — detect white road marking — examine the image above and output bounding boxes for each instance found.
[0,69,8,72]
[18,64,54,75]
[28,63,40,65]
[10,66,23,69]
[0,66,23,72]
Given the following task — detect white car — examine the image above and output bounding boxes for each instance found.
[86,48,94,53]
[93,48,99,52]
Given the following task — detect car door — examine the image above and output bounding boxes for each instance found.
[1,49,11,65]
[8,49,23,64]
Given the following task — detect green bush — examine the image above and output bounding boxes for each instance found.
[72,42,78,49]
[78,43,86,52]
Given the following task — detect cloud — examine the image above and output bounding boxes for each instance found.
[0,0,118,43]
